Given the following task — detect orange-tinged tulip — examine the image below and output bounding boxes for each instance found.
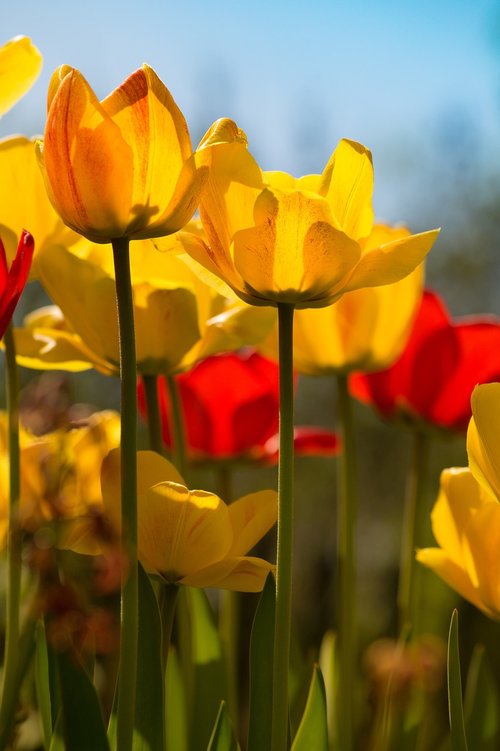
[36,65,207,243]
[184,121,439,309]
[0,35,42,117]
[417,383,500,619]
[98,449,277,592]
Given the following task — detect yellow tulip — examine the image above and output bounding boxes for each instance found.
[17,229,274,375]
[36,64,207,243]
[0,410,120,547]
[0,136,77,273]
[260,225,424,374]
[93,449,276,592]
[417,383,500,619]
[185,121,439,309]
[0,35,42,117]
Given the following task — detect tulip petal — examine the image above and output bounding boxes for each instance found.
[342,229,439,293]
[468,383,500,500]
[226,490,277,557]
[318,139,374,240]
[180,556,275,592]
[463,502,500,617]
[232,188,360,305]
[139,483,233,579]
[0,36,42,117]
[13,326,99,373]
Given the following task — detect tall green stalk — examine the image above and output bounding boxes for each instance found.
[142,374,164,455]
[112,238,138,751]
[0,324,22,713]
[271,302,295,751]
[397,430,430,635]
[336,373,358,751]
[166,373,188,480]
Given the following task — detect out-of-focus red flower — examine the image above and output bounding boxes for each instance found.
[138,350,340,462]
[350,290,500,432]
[0,230,34,339]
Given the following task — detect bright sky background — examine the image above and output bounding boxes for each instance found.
[3,0,499,224]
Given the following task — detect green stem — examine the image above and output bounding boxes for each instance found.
[159,584,179,676]
[271,303,295,751]
[112,238,138,751]
[142,374,164,455]
[0,617,36,748]
[397,430,430,636]
[166,373,188,480]
[336,373,358,751]
[1,324,23,713]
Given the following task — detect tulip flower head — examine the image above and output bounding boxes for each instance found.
[100,449,277,592]
[184,121,439,309]
[0,231,34,339]
[350,290,500,433]
[138,350,340,463]
[37,65,207,243]
[0,35,42,117]
[417,383,500,619]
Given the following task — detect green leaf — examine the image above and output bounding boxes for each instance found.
[166,647,188,751]
[447,609,469,751]
[56,650,109,751]
[291,665,328,751]
[318,630,337,750]
[108,564,165,751]
[247,573,275,751]
[48,712,65,751]
[207,701,241,751]
[187,587,227,751]
[0,617,36,750]
[35,620,54,750]
[464,644,500,750]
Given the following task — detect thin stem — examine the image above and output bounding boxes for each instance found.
[112,238,138,751]
[159,583,179,676]
[336,373,358,751]
[397,430,430,636]
[142,374,164,455]
[0,324,22,715]
[271,303,295,751]
[166,373,188,480]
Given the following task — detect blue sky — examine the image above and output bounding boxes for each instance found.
[3,0,499,223]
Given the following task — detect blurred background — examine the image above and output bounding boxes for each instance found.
[3,1,500,745]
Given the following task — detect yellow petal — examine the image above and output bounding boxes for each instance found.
[468,383,500,500]
[430,467,489,565]
[318,139,374,240]
[463,502,500,617]
[0,36,42,117]
[226,490,277,557]
[180,556,275,592]
[341,229,439,293]
[138,483,233,579]
[416,548,491,617]
[232,188,360,305]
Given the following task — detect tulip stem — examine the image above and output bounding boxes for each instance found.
[398,429,430,635]
[142,374,164,455]
[159,583,179,675]
[336,372,358,751]
[112,238,138,751]
[0,324,23,716]
[271,302,295,751]
[166,373,188,480]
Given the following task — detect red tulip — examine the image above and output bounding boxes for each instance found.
[0,230,34,339]
[138,350,340,462]
[350,290,500,432]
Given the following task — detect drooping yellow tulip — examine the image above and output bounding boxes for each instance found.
[185,121,439,309]
[16,229,274,375]
[0,410,120,547]
[0,35,42,117]
[36,65,207,243]
[94,449,277,592]
[260,225,424,374]
[417,383,500,619]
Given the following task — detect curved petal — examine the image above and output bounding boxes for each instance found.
[139,483,233,579]
[0,36,42,117]
[463,502,500,617]
[179,556,274,592]
[468,383,500,500]
[13,326,99,372]
[318,139,374,240]
[226,490,277,557]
